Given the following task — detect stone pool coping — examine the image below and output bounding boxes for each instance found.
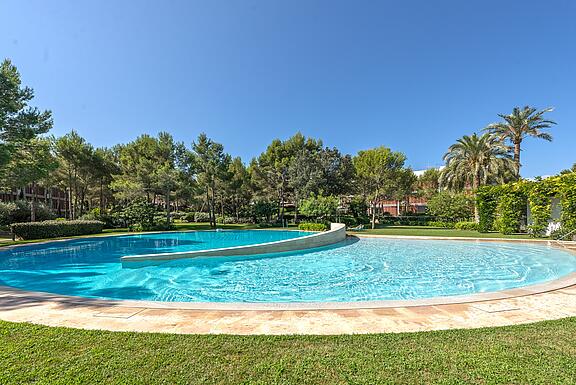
[1,234,576,334]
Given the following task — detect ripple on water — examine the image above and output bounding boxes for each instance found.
[0,234,575,303]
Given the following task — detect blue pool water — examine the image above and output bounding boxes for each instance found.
[1,231,575,302]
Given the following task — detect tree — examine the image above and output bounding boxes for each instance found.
[427,191,474,222]
[251,133,322,223]
[0,59,53,168]
[226,157,252,220]
[353,146,410,229]
[54,130,96,219]
[288,148,323,221]
[415,168,440,198]
[192,133,229,228]
[299,194,339,221]
[1,138,58,221]
[440,133,515,221]
[484,106,555,178]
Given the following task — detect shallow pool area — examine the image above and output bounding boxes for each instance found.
[0,232,575,303]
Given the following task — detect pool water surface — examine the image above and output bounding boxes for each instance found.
[0,231,575,303]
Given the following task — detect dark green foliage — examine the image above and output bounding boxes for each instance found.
[10,220,104,240]
[298,222,328,231]
[379,216,432,226]
[348,196,369,224]
[455,221,479,231]
[251,200,277,222]
[0,200,55,226]
[120,199,157,231]
[426,191,474,222]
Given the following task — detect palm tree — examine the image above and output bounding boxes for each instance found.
[484,106,555,178]
[440,133,515,221]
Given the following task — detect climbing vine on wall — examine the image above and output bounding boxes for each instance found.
[476,186,500,232]
[558,173,576,236]
[493,182,528,235]
[527,179,557,237]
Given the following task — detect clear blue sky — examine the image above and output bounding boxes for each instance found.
[1,0,575,177]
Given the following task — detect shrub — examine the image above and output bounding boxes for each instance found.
[426,192,474,222]
[427,221,455,229]
[298,222,328,231]
[11,220,105,240]
[121,199,156,230]
[194,212,211,223]
[299,195,339,221]
[79,207,114,228]
[454,221,479,231]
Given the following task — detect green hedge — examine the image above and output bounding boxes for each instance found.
[454,221,479,231]
[476,186,500,232]
[427,221,455,229]
[298,222,328,231]
[11,220,105,240]
[494,186,527,235]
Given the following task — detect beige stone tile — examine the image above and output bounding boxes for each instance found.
[93,307,144,318]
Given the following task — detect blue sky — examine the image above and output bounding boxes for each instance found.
[1,0,575,177]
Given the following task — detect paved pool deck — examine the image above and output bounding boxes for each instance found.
[1,235,576,335]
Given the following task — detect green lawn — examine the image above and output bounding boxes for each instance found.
[352,225,534,239]
[1,318,575,384]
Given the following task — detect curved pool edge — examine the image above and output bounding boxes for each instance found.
[2,272,576,335]
[121,223,347,262]
[2,269,576,311]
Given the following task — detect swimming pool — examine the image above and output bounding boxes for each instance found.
[1,231,575,303]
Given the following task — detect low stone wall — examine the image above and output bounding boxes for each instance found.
[121,223,347,263]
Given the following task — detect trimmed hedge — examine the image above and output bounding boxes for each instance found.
[11,220,105,240]
[298,222,328,231]
[427,221,456,229]
[454,221,479,231]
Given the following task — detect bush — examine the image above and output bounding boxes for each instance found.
[298,222,328,231]
[454,221,479,231]
[11,220,105,240]
[427,221,455,229]
[299,195,339,221]
[79,207,114,228]
[121,199,156,230]
[194,212,211,223]
[426,192,474,222]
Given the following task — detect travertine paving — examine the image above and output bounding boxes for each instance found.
[0,236,575,335]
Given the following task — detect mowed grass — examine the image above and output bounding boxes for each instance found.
[352,225,534,239]
[1,319,576,384]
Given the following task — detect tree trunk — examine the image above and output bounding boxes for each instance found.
[473,173,480,223]
[513,140,521,179]
[99,177,104,212]
[30,182,37,222]
[165,189,171,224]
[371,201,376,230]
